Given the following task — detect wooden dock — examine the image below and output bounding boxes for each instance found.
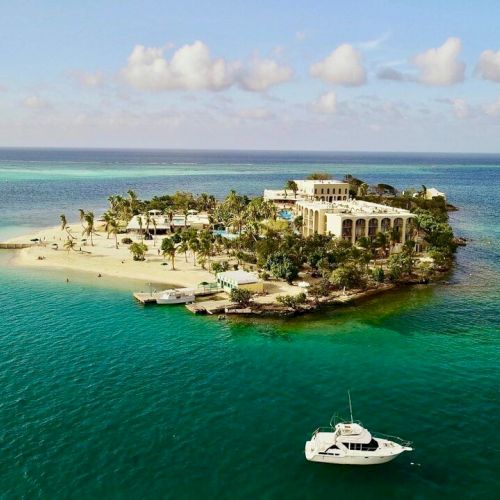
[133,292,160,304]
[133,287,223,305]
[185,299,232,315]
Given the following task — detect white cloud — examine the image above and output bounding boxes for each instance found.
[413,37,465,86]
[122,41,234,91]
[313,91,337,114]
[122,41,292,93]
[239,58,293,91]
[72,71,104,87]
[452,98,469,119]
[310,44,366,86]
[476,49,500,82]
[484,96,500,117]
[23,95,48,109]
[357,32,391,51]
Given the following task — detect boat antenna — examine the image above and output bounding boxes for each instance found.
[348,390,353,423]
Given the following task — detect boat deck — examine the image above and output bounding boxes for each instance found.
[133,287,222,305]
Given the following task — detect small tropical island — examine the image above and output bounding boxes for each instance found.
[8,173,463,317]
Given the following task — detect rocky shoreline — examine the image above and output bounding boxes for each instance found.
[217,274,447,318]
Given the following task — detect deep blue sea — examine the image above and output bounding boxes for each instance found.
[0,149,498,499]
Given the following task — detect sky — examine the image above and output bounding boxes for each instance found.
[0,0,499,152]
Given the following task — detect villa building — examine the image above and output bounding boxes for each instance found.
[295,199,415,249]
[425,187,446,201]
[263,179,350,205]
[216,270,264,294]
[126,210,210,234]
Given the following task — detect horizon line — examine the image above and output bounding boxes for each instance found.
[0,146,499,156]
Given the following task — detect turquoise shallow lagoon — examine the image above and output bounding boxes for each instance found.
[0,150,498,498]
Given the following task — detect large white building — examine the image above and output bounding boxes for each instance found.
[263,179,350,205]
[295,199,415,246]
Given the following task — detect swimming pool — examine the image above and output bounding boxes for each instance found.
[212,229,239,240]
[278,210,294,221]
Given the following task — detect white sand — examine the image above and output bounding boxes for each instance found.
[7,224,301,301]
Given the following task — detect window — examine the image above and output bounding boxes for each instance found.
[321,188,324,194]
[327,188,330,194]
[368,218,378,238]
[360,439,379,451]
[355,219,366,241]
[394,218,403,243]
[342,219,353,240]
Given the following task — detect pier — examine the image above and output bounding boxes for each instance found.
[185,298,232,315]
[133,286,223,305]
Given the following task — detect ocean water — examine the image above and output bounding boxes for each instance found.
[0,149,498,499]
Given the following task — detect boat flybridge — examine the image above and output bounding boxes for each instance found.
[305,393,413,465]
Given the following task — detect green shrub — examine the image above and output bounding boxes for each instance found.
[276,293,307,309]
[330,263,366,289]
[264,252,299,283]
[121,237,133,244]
[372,267,385,283]
[230,288,252,306]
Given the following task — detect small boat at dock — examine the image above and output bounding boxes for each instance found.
[305,392,413,465]
[155,288,195,305]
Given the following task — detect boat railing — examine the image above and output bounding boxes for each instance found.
[375,432,413,448]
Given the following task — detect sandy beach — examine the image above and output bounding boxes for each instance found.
[7,224,300,302]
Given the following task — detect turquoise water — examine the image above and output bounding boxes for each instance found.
[0,150,499,498]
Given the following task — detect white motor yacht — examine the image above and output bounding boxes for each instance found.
[305,393,413,465]
[156,288,195,305]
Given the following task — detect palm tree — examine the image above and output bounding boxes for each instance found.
[198,231,213,270]
[373,232,389,260]
[151,217,157,246]
[78,209,86,226]
[178,240,189,263]
[82,212,96,246]
[161,238,177,270]
[144,212,152,240]
[293,215,303,233]
[230,212,245,235]
[109,217,119,249]
[127,189,139,214]
[136,215,143,243]
[182,206,189,229]
[357,183,368,197]
[60,214,68,231]
[64,238,76,253]
[189,237,200,266]
[388,227,400,254]
[103,212,113,239]
[285,180,299,198]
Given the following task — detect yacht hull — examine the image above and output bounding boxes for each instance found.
[156,296,195,304]
[305,452,400,465]
[305,441,409,465]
